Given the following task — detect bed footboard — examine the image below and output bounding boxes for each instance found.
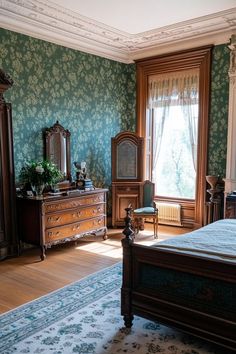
[121,209,236,351]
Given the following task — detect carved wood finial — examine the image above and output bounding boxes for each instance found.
[0,69,14,103]
[0,69,13,86]
[122,206,134,241]
[121,205,134,328]
[228,35,236,75]
[205,175,224,224]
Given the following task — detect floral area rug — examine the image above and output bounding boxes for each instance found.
[0,263,224,354]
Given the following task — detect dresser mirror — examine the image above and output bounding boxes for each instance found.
[44,121,71,183]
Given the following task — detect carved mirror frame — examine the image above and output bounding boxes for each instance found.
[44,121,71,182]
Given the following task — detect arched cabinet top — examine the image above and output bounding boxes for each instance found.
[111,131,144,182]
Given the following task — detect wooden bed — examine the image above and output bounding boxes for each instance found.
[121,208,236,351]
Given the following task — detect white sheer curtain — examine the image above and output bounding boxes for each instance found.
[148,69,199,184]
[181,89,199,171]
[151,106,168,183]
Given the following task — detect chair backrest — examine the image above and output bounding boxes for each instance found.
[143,180,155,207]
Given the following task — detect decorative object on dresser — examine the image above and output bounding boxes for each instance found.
[17,188,108,260]
[111,131,144,227]
[0,69,18,260]
[74,160,87,188]
[74,161,94,191]
[19,160,63,196]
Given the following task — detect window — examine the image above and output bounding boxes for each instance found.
[136,46,212,227]
[146,70,199,199]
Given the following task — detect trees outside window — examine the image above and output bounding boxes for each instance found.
[147,104,198,199]
[146,69,199,199]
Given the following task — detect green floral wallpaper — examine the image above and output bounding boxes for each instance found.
[0,28,136,193]
[0,28,230,204]
[208,44,230,177]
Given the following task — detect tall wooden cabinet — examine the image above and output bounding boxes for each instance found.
[111,131,144,227]
[0,70,18,260]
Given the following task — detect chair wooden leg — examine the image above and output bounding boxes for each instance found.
[154,217,158,239]
[133,217,144,236]
[139,217,145,230]
[133,217,139,237]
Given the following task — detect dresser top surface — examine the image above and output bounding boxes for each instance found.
[17,188,108,202]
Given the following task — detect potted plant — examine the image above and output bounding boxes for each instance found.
[19,160,63,196]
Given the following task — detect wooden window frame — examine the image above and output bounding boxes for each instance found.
[136,46,212,228]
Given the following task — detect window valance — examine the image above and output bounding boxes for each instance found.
[148,69,199,108]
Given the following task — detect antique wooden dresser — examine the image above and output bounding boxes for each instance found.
[17,188,108,260]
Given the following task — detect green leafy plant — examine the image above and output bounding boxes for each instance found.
[19,160,63,188]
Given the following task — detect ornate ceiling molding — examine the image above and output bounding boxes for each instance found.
[1,0,236,63]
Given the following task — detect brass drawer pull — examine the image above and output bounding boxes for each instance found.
[72,225,80,231]
[47,216,61,222]
[94,219,102,225]
[48,231,60,237]
[72,211,81,218]
[93,207,101,214]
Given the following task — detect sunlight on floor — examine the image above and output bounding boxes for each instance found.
[73,223,189,259]
[74,228,185,258]
[75,242,122,258]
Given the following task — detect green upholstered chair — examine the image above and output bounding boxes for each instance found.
[132,180,158,238]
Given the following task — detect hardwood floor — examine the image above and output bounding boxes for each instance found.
[0,224,189,314]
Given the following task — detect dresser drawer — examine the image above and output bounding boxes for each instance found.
[45,204,105,228]
[115,185,139,193]
[45,216,106,243]
[45,193,105,213]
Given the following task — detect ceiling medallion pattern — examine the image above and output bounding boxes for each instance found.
[1,0,236,62]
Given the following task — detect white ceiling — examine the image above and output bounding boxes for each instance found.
[53,0,236,33]
[1,0,236,63]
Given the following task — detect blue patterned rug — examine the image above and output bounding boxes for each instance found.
[0,263,223,353]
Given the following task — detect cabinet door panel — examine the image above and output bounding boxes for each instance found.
[112,182,142,227]
[114,194,139,227]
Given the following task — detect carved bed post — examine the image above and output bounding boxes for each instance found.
[205,175,224,225]
[121,206,134,327]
